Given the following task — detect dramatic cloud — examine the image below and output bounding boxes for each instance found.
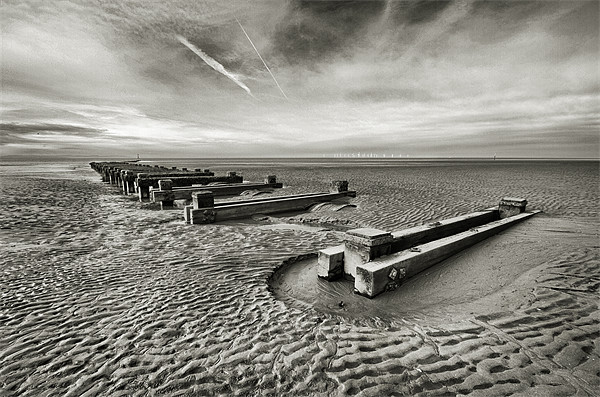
[1,0,598,159]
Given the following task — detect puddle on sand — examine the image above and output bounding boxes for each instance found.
[269,215,600,326]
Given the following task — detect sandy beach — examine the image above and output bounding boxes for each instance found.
[1,159,598,396]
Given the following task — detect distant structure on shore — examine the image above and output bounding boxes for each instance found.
[328,153,406,158]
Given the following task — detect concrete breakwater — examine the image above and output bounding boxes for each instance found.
[184,184,356,224]
[318,198,540,298]
[89,161,243,202]
[151,176,283,209]
[89,162,353,222]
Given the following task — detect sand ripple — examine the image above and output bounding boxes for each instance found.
[1,160,598,396]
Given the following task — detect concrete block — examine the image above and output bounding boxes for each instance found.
[344,228,394,279]
[330,180,349,193]
[137,173,150,201]
[158,179,173,191]
[317,245,345,280]
[190,208,217,224]
[124,171,136,195]
[158,180,174,209]
[192,191,214,209]
[499,197,527,219]
[183,205,193,223]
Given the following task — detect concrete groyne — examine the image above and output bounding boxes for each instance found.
[151,176,283,209]
[184,181,356,224]
[318,197,540,298]
[89,162,243,201]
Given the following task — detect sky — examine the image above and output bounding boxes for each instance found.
[1,0,598,159]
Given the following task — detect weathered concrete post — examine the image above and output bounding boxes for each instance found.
[317,245,345,280]
[123,171,135,195]
[158,179,174,209]
[121,170,128,193]
[137,173,150,202]
[344,228,394,279]
[115,168,122,188]
[499,197,527,219]
[265,175,277,184]
[330,180,349,193]
[192,191,214,209]
[190,191,216,224]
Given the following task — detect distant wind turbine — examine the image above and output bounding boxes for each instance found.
[235,17,288,99]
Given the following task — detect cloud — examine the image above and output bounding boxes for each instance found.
[1,0,598,159]
[0,123,106,136]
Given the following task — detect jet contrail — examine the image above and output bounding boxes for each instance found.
[176,35,254,97]
[235,17,288,100]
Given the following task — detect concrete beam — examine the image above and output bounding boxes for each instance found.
[137,175,243,190]
[189,190,356,224]
[354,210,541,298]
[151,181,283,205]
[390,209,498,252]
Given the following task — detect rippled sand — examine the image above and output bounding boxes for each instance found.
[1,159,598,396]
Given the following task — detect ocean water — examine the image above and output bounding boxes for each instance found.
[1,159,598,396]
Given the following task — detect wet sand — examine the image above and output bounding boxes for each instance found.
[1,159,598,396]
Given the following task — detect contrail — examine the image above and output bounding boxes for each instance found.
[235,18,288,100]
[176,35,254,98]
